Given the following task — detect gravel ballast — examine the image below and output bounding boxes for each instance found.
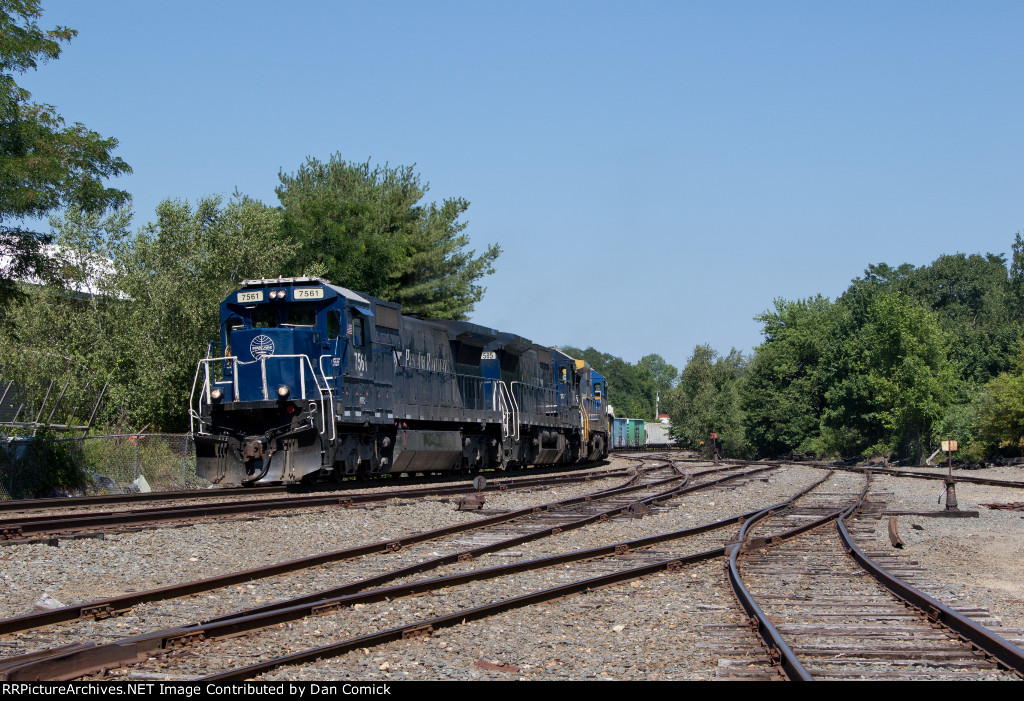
[1,457,1021,681]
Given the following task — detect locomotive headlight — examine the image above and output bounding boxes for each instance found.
[277,385,290,398]
[211,388,223,400]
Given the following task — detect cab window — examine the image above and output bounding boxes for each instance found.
[352,316,365,347]
[593,382,602,398]
[283,306,316,327]
[327,310,342,338]
[225,316,243,354]
[252,308,278,328]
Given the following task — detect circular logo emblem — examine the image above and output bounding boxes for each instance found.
[250,335,275,359]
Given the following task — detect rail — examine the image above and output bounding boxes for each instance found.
[724,470,841,681]
[725,470,1024,680]
[835,486,1024,676]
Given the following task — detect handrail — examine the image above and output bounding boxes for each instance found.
[191,354,331,437]
[317,355,337,442]
[508,382,520,439]
[484,379,511,439]
[258,354,328,435]
[499,381,519,440]
[510,381,556,419]
[189,356,240,435]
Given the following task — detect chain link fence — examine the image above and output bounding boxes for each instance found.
[0,433,204,500]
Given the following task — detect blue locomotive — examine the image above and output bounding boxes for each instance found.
[190,277,609,485]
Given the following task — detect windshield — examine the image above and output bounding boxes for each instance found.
[249,304,318,329]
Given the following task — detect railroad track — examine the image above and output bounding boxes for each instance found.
[826,464,1024,491]
[724,471,1024,680]
[0,459,786,680]
[0,466,636,543]
[9,460,1012,681]
[0,462,665,640]
[0,461,638,515]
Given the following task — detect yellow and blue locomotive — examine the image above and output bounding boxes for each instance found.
[191,277,609,485]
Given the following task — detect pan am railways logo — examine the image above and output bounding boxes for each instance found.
[250,335,275,359]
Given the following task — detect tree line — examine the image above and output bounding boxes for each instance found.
[4,3,1023,463]
[0,2,500,431]
[573,243,1024,464]
[663,245,1024,463]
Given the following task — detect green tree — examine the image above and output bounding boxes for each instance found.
[109,196,287,429]
[975,339,1024,451]
[821,292,957,462]
[898,253,1019,384]
[841,253,1021,386]
[0,1,130,309]
[1010,232,1024,299]
[670,345,749,457]
[0,197,288,432]
[276,155,500,319]
[636,353,678,406]
[741,295,833,458]
[560,346,667,420]
[0,206,129,431]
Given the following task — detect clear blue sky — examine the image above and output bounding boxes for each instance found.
[19,1,1024,372]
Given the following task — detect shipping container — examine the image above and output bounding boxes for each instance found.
[612,418,629,448]
[626,418,645,448]
[645,422,673,448]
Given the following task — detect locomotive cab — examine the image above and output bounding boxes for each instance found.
[192,277,379,485]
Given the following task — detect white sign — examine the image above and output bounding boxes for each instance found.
[237,291,263,303]
[293,288,324,299]
[481,351,497,360]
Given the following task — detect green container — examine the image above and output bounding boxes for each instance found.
[626,418,646,448]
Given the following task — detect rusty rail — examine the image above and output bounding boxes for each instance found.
[0,464,781,680]
[726,469,1024,680]
[0,462,768,637]
[826,464,1024,490]
[0,468,636,541]
[836,494,1024,676]
[0,466,636,514]
[723,470,845,681]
